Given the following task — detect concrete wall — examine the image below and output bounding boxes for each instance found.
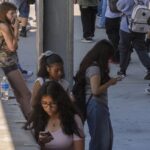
[39,0,73,84]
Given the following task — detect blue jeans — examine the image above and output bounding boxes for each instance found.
[98,0,107,27]
[87,98,113,150]
[19,0,30,18]
[97,0,102,16]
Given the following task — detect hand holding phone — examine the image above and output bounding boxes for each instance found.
[38,131,54,144]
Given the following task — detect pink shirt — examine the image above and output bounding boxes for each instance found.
[44,115,84,150]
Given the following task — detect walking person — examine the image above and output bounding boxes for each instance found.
[74,39,122,150]
[117,0,150,79]
[25,81,84,150]
[105,0,122,63]
[74,0,99,42]
[0,2,31,118]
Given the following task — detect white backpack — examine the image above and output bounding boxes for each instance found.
[128,0,150,33]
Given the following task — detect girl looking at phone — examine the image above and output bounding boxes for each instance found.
[25,81,84,150]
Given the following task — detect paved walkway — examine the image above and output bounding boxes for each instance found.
[74,4,150,150]
[0,4,150,150]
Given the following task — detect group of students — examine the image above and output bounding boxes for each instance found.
[0,1,150,150]
[25,41,118,150]
[75,0,150,93]
[0,2,119,150]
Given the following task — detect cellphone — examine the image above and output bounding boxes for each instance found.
[39,131,54,139]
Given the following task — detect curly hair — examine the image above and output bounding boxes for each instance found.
[25,81,82,141]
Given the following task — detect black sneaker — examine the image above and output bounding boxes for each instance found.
[20,29,27,37]
[144,72,150,80]
[117,71,126,78]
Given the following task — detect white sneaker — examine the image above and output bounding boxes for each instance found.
[22,70,33,79]
[81,37,94,43]
[144,88,150,95]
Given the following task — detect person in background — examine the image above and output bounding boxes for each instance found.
[96,0,107,29]
[74,0,98,43]
[0,2,31,118]
[25,81,84,150]
[117,0,150,79]
[31,50,70,108]
[74,39,121,150]
[105,0,122,63]
[18,0,30,37]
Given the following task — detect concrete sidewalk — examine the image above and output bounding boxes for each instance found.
[0,4,150,150]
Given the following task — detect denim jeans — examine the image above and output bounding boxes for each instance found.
[98,0,107,27]
[119,30,150,73]
[97,0,102,16]
[87,98,113,150]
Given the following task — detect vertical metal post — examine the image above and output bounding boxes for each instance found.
[36,0,43,69]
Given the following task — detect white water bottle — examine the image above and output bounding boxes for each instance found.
[0,76,9,100]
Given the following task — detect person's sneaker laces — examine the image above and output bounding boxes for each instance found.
[144,88,150,95]
[144,72,150,80]
[81,37,94,43]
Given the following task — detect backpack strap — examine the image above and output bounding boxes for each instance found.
[86,94,93,107]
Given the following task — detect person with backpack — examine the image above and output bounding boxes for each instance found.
[31,50,70,108]
[73,39,122,150]
[25,81,84,150]
[116,0,150,79]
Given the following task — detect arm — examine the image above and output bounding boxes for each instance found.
[117,0,133,14]
[0,21,19,52]
[73,115,85,150]
[73,140,84,150]
[31,80,42,107]
[90,75,118,95]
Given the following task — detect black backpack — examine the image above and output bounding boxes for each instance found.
[109,0,120,13]
[72,76,92,123]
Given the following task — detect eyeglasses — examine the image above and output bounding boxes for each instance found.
[41,101,57,108]
[39,50,54,60]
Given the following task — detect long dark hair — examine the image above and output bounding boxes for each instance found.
[74,39,114,90]
[25,81,82,141]
[37,53,64,78]
[0,2,17,24]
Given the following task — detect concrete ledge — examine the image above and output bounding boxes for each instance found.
[0,99,40,150]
